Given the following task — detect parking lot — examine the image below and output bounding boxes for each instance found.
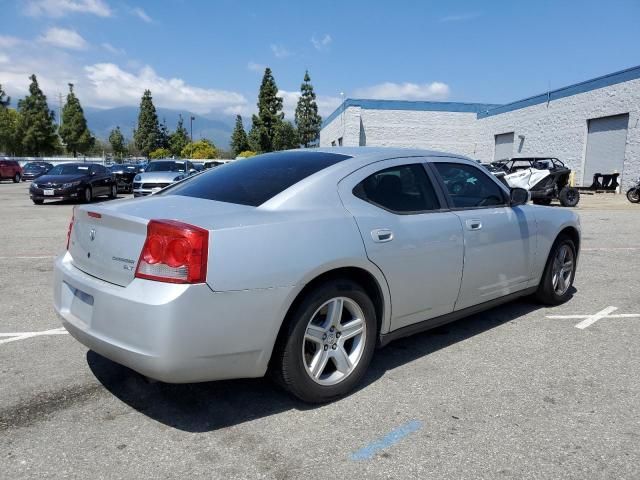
[1,180,639,479]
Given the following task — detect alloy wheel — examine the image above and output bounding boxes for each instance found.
[551,244,574,295]
[302,297,367,386]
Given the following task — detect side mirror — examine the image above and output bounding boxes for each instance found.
[189,168,196,174]
[510,187,529,206]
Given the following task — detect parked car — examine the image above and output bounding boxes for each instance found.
[54,148,580,403]
[30,162,117,204]
[490,157,580,207]
[203,160,229,169]
[132,159,196,197]
[21,161,54,181]
[0,159,23,183]
[109,164,139,193]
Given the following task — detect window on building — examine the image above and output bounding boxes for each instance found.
[434,163,506,209]
[353,164,440,214]
[338,137,343,146]
[331,141,336,147]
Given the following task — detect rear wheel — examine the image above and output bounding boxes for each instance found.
[13,173,21,183]
[109,184,117,199]
[82,187,92,203]
[627,188,640,203]
[536,235,577,305]
[272,280,377,403]
[32,199,44,205]
[559,187,580,207]
[533,198,552,206]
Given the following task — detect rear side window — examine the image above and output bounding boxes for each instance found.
[434,162,506,208]
[353,164,440,213]
[164,151,351,206]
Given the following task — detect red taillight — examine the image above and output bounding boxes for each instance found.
[135,220,209,284]
[66,209,75,250]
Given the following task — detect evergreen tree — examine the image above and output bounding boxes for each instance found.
[134,89,160,158]
[0,84,19,154]
[109,126,126,159]
[273,121,300,151]
[250,68,284,152]
[295,70,322,148]
[59,83,94,157]
[0,84,10,108]
[16,75,58,156]
[158,117,170,149]
[169,114,189,157]
[230,115,249,156]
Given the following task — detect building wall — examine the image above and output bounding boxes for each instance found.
[475,77,640,187]
[319,106,362,147]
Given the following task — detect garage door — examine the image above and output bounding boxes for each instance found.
[494,132,514,161]
[583,114,629,186]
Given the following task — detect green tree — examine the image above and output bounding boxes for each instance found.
[59,83,94,157]
[237,150,257,158]
[295,70,322,147]
[0,84,19,154]
[0,84,10,108]
[158,117,170,149]
[230,115,250,156]
[149,147,171,159]
[134,89,160,158]
[169,114,189,157]
[16,75,58,156]
[181,139,217,159]
[273,121,299,151]
[249,67,284,153]
[108,126,126,159]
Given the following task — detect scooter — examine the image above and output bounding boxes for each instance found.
[627,177,640,203]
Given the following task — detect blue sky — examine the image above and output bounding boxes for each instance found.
[1,0,639,120]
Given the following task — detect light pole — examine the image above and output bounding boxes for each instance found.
[190,115,195,158]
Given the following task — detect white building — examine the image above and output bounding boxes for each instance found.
[320,65,640,188]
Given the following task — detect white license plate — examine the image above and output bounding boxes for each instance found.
[44,190,55,196]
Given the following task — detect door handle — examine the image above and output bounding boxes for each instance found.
[371,228,394,243]
[465,219,482,231]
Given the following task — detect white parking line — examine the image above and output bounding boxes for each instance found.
[546,306,640,329]
[0,327,68,345]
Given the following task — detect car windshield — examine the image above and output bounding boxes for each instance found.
[145,161,185,172]
[24,164,47,171]
[47,164,91,175]
[162,151,351,206]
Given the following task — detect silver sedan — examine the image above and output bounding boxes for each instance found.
[54,148,580,403]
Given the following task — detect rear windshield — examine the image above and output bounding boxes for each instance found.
[145,161,186,172]
[163,151,351,206]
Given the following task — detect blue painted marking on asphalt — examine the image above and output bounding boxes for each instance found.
[350,420,423,460]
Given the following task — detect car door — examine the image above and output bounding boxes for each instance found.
[430,159,537,310]
[338,158,464,330]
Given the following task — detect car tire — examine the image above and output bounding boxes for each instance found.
[559,187,580,207]
[272,279,377,403]
[533,198,552,206]
[535,235,577,305]
[32,199,44,205]
[83,187,92,203]
[13,173,21,183]
[109,184,117,199]
[626,188,640,203]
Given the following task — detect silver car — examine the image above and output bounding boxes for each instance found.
[54,148,580,403]
[132,159,196,197]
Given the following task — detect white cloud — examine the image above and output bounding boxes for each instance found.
[24,0,111,17]
[84,63,247,114]
[247,61,266,72]
[101,42,125,55]
[311,34,332,51]
[439,13,480,22]
[130,6,152,23]
[0,35,22,48]
[277,89,342,120]
[39,27,88,50]
[354,81,450,100]
[0,54,9,64]
[270,44,291,59]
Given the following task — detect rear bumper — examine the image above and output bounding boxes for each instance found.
[53,252,294,382]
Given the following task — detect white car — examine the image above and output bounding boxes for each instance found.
[132,159,196,197]
[54,148,580,402]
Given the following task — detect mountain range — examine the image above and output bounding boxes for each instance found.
[83,107,236,149]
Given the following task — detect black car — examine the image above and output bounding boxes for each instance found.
[108,164,139,193]
[29,163,117,205]
[22,162,54,181]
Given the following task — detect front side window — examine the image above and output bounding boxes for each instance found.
[353,164,440,213]
[434,162,506,208]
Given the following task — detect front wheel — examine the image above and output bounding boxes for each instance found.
[82,187,92,203]
[536,235,577,305]
[109,184,117,199]
[13,173,21,183]
[272,280,377,403]
[559,187,580,207]
[627,188,640,203]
